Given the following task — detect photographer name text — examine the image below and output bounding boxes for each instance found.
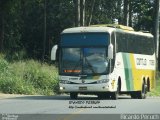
[68,100,116,109]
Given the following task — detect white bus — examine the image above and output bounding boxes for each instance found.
[51,24,156,100]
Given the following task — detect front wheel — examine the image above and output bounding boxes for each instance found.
[97,93,110,99]
[111,92,118,100]
[111,83,119,100]
[70,92,78,99]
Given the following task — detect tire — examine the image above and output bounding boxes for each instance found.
[137,83,147,99]
[130,92,138,99]
[111,83,119,100]
[111,92,118,100]
[70,92,78,99]
[97,93,110,99]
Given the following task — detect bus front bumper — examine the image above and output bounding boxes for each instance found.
[59,83,113,93]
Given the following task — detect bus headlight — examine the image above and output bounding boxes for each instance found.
[97,79,109,84]
[60,80,71,84]
[60,87,65,90]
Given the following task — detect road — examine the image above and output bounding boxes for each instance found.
[0,94,160,120]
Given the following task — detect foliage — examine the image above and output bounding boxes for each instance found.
[132,0,155,31]
[0,0,159,96]
[0,55,59,95]
[148,79,160,97]
[0,0,157,60]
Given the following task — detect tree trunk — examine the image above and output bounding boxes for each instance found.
[87,0,95,26]
[80,0,85,26]
[0,12,4,52]
[123,0,129,26]
[117,0,122,24]
[73,0,80,27]
[154,0,160,70]
[0,1,4,52]
[129,1,132,27]
[42,0,47,62]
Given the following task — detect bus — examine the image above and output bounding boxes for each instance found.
[51,24,156,100]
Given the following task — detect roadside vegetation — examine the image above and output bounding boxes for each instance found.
[0,54,59,95]
[0,54,160,96]
[148,73,160,97]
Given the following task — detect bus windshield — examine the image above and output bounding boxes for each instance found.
[61,48,109,75]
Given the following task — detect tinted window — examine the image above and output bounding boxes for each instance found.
[61,33,109,47]
[116,32,154,55]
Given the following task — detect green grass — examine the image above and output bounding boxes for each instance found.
[1,54,160,96]
[0,54,59,95]
[148,79,160,97]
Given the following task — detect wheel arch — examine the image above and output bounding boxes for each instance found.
[118,76,121,92]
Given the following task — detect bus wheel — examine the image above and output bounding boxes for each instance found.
[111,92,118,100]
[98,93,110,99]
[70,92,78,99]
[111,84,119,100]
[97,93,103,99]
[137,83,147,99]
[130,92,138,99]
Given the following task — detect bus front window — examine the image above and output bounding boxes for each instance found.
[61,48,108,75]
[61,48,82,74]
[83,48,108,74]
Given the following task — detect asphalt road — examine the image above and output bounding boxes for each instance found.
[0,94,160,120]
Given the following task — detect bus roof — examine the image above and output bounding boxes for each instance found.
[62,25,153,38]
[62,26,115,34]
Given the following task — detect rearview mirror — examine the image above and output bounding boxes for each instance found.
[51,45,58,61]
[108,44,113,59]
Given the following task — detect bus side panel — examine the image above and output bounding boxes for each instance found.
[131,54,156,91]
[115,53,156,92]
[114,53,128,91]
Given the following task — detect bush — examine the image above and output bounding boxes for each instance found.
[0,56,9,73]
[0,55,59,95]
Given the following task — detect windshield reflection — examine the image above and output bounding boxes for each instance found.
[83,48,108,74]
[61,48,108,75]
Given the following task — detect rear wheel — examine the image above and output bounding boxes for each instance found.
[130,92,138,99]
[70,92,78,99]
[137,83,147,99]
[131,83,147,99]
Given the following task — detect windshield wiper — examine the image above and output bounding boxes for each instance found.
[84,57,96,74]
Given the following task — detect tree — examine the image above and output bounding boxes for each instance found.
[116,0,123,24]
[129,1,133,26]
[74,0,85,26]
[0,3,4,52]
[154,0,160,70]
[0,0,157,62]
[80,0,85,26]
[123,0,130,26]
[87,0,95,26]
[131,0,154,31]
[42,0,47,61]
[0,0,10,52]
[73,0,80,26]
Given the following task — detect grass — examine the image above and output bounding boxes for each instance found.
[0,54,59,95]
[148,79,160,97]
[0,54,160,96]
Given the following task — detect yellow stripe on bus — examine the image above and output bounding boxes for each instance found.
[130,54,155,91]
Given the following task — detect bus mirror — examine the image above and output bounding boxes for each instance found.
[51,45,58,61]
[108,44,113,59]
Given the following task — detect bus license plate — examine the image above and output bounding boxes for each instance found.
[79,87,87,90]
